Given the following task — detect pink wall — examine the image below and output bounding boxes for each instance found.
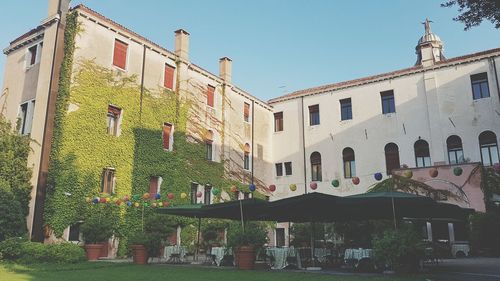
[393,163,485,212]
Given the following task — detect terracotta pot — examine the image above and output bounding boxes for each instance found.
[131,244,149,265]
[85,244,104,261]
[236,246,255,270]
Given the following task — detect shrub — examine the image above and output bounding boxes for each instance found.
[227,222,268,250]
[45,243,85,263]
[80,214,114,244]
[0,237,25,260]
[18,241,48,263]
[372,226,425,273]
[0,238,85,264]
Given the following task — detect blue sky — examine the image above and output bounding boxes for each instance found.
[0,0,498,101]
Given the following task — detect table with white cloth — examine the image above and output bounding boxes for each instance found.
[314,248,332,263]
[344,248,373,264]
[265,247,302,270]
[164,245,186,263]
[210,247,233,266]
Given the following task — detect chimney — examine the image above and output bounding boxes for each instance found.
[47,0,70,18]
[174,29,190,61]
[219,57,232,84]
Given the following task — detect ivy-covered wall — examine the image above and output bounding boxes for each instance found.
[44,12,261,254]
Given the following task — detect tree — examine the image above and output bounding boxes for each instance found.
[442,0,500,30]
[0,117,32,240]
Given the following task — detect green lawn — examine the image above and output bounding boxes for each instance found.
[0,262,433,281]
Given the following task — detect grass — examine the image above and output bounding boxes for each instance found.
[0,262,433,281]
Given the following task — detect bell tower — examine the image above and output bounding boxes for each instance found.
[415,19,445,67]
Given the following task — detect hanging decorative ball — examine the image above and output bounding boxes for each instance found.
[331,180,340,187]
[134,202,140,207]
[403,170,413,178]
[352,177,360,185]
[115,199,122,206]
[493,163,500,173]
[453,167,463,176]
[180,192,187,199]
[230,185,238,193]
[106,197,112,203]
[123,195,130,202]
[429,168,438,178]
[144,202,149,207]
[132,194,140,201]
[289,184,297,192]
[163,201,170,207]
[269,185,276,192]
[249,184,256,192]
[310,182,318,190]
[196,191,203,198]
[127,201,132,207]
[85,197,91,203]
[167,193,174,199]
[151,202,157,208]
[374,173,383,181]
[143,193,150,199]
[92,198,99,204]
[212,188,220,196]
[155,193,161,200]
[99,197,107,203]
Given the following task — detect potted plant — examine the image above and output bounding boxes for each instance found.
[129,233,152,265]
[80,215,114,261]
[227,222,267,270]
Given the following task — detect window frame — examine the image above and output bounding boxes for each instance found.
[101,168,116,194]
[275,163,283,177]
[446,135,464,164]
[243,102,250,123]
[414,139,431,168]
[284,161,292,176]
[470,72,490,100]
[479,131,499,166]
[342,147,356,178]
[112,39,128,70]
[207,85,215,108]
[380,90,396,114]
[384,143,401,175]
[310,152,322,181]
[274,112,284,132]
[340,98,352,121]
[107,105,122,136]
[309,105,320,126]
[164,63,175,90]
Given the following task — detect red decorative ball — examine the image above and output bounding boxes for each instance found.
[167,193,174,199]
[115,199,122,206]
[99,197,107,203]
[352,177,360,185]
[310,182,318,190]
[269,185,276,192]
[230,186,238,193]
[196,191,203,198]
[163,201,170,207]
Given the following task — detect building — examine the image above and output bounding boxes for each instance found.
[1,1,499,250]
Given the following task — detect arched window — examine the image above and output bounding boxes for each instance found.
[414,139,431,167]
[243,143,251,170]
[384,143,400,175]
[342,147,356,178]
[205,130,214,161]
[447,135,464,164]
[479,131,499,166]
[310,152,322,181]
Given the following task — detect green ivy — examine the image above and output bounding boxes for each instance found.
[44,11,262,257]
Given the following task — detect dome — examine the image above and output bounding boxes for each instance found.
[418,32,442,45]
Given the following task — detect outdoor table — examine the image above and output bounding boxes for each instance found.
[265,247,302,270]
[344,248,373,264]
[211,247,232,266]
[314,248,331,263]
[164,245,186,263]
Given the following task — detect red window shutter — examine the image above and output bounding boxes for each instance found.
[113,39,128,69]
[207,85,215,107]
[163,123,172,150]
[244,103,250,118]
[149,177,158,194]
[164,64,175,89]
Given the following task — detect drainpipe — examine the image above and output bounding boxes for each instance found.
[251,100,255,185]
[301,96,307,194]
[492,58,500,103]
[139,45,146,122]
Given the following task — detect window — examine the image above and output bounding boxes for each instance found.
[205,130,214,161]
[275,163,283,176]
[190,182,198,204]
[244,143,250,170]
[101,168,116,194]
[204,185,212,205]
[414,139,431,167]
[310,152,322,181]
[381,90,395,114]
[244,102,250,122]
[18,100,35,135]
[384,143,400,175]
[163,122,174,151]
[68,222,82,242]
[113,39,128,69]
[28,45,38,66]
[471,73,490,100]
[207,85,215,107]
[107,105,122,136]
[340,98,352,120]
[276,228,285,247]
[164,64,175,89]
[309,105,320,126]
[274,112,283,132]
[342,147,356,178]
[447,135,464,164]
[284,162,292,176]
[479,131,499,166]
[149,176,162,195]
